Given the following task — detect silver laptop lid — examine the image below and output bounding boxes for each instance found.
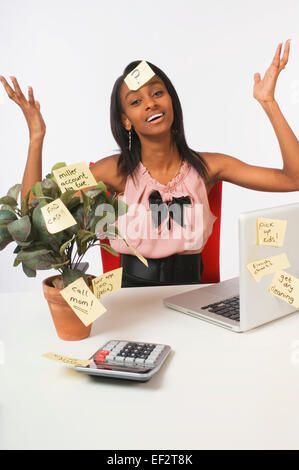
[239,201,299,331]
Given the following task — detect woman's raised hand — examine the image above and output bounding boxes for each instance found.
[0,76,46,140]
[253,39,291,104]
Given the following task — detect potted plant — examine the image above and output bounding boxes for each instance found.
[0,162,128,340]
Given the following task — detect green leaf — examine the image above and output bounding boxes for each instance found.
[99,243,119,257]
[61,268,85,287]
[16,248,55,270]
[0,225,13,250]
[59,235,75,256]
[51,260,70,269]
[60,190,77,207]
[1,204,16,214]
[66,196,81,211]
[7,216,31,242]
[51,162,67,174]
[0,210,18,225]
[41,177,60,199]
[94,181,107,193]
[0,196,18,207]
[81,190,92,216]
[113,199,128,217]
[31,181,44,198]
[13,257,22,267]
[13,245,22,254]
[7,184,22,202]
[22,263,36,277]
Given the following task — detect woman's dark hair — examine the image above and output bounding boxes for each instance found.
[110,60,208,181]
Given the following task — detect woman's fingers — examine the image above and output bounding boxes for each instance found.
[28,86,35,105]
[271,40,290,71]
[0,75,16,100]
[10,76,26,101]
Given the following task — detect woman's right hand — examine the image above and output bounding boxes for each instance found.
[0,75,46,140]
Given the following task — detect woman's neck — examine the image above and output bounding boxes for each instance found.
[140,134,181,172]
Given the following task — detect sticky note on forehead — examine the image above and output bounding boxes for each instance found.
[41,198,77,234]
[256,217,287,247]
[53,162,97,193]
[124,60,155,91]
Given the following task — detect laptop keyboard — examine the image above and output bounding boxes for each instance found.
[201,296,240,322]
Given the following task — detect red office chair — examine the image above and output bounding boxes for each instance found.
[89,162,222,283]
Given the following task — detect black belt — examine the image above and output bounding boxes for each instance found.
[121,253,203,287]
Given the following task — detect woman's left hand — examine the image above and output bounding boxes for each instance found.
[253,39,291,104]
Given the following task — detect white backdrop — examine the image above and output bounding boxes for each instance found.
[0,0,298,292]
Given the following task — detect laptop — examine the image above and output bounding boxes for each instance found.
[163,202,299,332]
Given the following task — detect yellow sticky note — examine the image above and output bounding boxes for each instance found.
[42,352,92,367]
[246,252,290,282]
[256,217,287,247]
[92,267,123,299]
[124,60,155,91]
[268,270,299,308]
[41,198,77,234]
[123,238,148,267]
[60,277,106,326]
[53,162,97,193]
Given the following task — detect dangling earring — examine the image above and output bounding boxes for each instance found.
[128,128,132,151]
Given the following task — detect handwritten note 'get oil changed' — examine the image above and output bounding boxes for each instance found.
[60,277,106,326]
[53,162,97,193]
[256,217,287,247]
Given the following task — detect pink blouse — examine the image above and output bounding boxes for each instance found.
[109,160,217,258]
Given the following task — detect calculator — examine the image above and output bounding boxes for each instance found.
[74,340,172,381]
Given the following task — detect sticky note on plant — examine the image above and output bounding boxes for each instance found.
[246,252,290,282]
[42,352,92,367]
[123,238,148,267]
[53,162,97,193]
[41,198,77,234]
[92,267,123,299]
[268,270,299,308]
[60,277,106,326]
[256,217,287,247]
[124,60,155,91]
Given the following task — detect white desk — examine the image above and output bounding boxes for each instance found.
[1,283,299,450]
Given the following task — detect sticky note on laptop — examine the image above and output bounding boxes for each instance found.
[246,252,290,282]
[268,270,299,308]
[256,217,287,247]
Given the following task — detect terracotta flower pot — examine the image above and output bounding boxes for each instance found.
[42,274,95,341]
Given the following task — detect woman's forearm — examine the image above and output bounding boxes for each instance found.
[21,136,44,202]
[260,100,299,178]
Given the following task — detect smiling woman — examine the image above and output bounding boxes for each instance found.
[1,40,298,287]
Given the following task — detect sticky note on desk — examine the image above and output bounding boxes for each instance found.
[256,217,287,247]
[53,162,97,193]
[41,198,77,234]
[268,270,299,308]
[60,277,106,326]
[92,267,123,299]
[246,252,290,282]
[42,352,92,367]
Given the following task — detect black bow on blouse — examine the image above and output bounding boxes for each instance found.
[148,190,191,230]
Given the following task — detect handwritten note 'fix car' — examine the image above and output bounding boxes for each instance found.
[41,198,77,234]
[60,277,106,326]
[256,217,287,247]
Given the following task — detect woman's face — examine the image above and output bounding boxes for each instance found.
[119,74,174,137]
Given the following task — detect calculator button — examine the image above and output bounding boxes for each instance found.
[144,358,155,366]
[125,357,135,363]
[115,356,125,362]
[103,341,118,350]
[135,358,145,365]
